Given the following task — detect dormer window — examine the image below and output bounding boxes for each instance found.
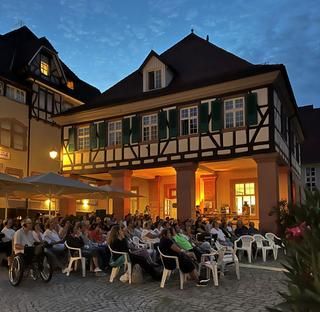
[148,70,161,90]
[67,80,74,90]
[40,55,50,76]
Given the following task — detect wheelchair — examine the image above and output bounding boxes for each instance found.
[9,243,53,286]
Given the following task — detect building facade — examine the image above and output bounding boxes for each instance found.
[299,105,320,194]
[0,26,100,218]
[55,33,303,233]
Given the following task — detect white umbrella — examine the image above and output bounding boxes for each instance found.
[0,173,33,219]
[22,172,101,216]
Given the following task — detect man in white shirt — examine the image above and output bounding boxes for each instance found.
[13,218,35,254]
[210,221,233,247]
[1,219,15,242]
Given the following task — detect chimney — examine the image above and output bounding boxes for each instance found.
[206,35,209,42]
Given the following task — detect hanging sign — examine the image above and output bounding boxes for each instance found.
[0,150,10,160]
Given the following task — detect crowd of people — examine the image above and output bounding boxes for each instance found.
[0,213,261,287]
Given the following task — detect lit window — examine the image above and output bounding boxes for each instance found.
[108,121,122,146]
[40,55,50,76]
[180,106,198,136]
[148,70,161,90]
[67,80,74,90]
[224,97,245,128]
[77,127,90,150]
[142,114,158,142]
[234,182,256,215]
[305,167,316,191]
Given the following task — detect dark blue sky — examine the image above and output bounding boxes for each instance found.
[1,0,319,107]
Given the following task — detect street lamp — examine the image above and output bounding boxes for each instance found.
[49,148,58,160]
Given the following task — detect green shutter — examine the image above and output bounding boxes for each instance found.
[158,111,167,139]
[98,122,106,148]
[122,118,130,145]
[246,93,258,125]
[90,123,98,149]
[169,109,177,138]
[199,102,209,132]
[68,127,76,152]
[211,99,223,131]
[131,115,141,143]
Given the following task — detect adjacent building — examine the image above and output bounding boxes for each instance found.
[0,26,100,218]
[54,33,303,233]
[299,105,320,193]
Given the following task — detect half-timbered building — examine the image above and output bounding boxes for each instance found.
[0,26,100,217]
[54,33,303,232]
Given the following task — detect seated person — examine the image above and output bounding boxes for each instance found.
[32,223,44,243]
[1,219,15,265]
[210,221,233,247]
[248,222,260,235]
[13,218,35,255]
[159,229,208,287]
[89,223,105,244]
[66,225,103,273]
[235,220,249,237]
[107,225,161,281]
[141,221,159,244]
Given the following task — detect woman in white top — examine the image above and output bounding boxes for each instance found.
[32,223,44,243]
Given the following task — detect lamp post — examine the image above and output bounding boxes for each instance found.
[48,148,61,216]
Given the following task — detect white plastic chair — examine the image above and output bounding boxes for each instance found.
[107,244,132,284]
[65,241,86,277]
[157,246,186,290]
[215,243,240,280]
[132,236,148,249]
[234,235,255,263]
[265,233,286,260]
[253,234,275,262]
[198,250,219,286]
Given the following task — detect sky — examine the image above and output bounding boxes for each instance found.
[0,0,319,107]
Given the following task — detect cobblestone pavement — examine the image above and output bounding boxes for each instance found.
[0,262,287,312]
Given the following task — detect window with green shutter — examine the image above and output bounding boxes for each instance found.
[158,111,167,139]
[122,118,130,145]
[98,122,106,148]
[169,109,178,138]
[199,102,209,132]
[90,123,98,149]
[211,99,223,131]
[246,93,258,125]
[67,127,76,152]
[131,115,141,143]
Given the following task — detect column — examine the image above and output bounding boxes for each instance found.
[255,154,279,234]
[59,198,76,216]
[278,166,290,203]
[173,162,198,221]
[109,169,132,221]
[148,176,161,218]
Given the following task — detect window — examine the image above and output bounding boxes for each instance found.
[180,106,198,135]
[224,97,245,129]
[0,119,27,151]
[148,70,161,90]
[234,182,256,215]
[108,120,122,146]
[40,55,50,76]
[305,167,316,191]
[77,127,90,150]
[67,80,74,90]
[142,114,158,142]
[5,85,26,104]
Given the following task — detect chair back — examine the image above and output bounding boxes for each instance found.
[157,246,166,267]
[132,236,140,247]
[240,235,255,248]
[253,234,266,248]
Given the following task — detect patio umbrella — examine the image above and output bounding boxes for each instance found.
[97,185,142,198]
[0,173,33,219]
[22,172,101,216]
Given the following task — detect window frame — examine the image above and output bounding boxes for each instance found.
[5,85,26,104]
[0,118,27,151]
[233,181,257,216]
[305,167,316,192]
[40,55,50,76]
[108,120,122,147]
[180,106,198,136]
[142,113,158,142]
[77,126,90,151]
[224,97,245,129]
[147,69,162,91]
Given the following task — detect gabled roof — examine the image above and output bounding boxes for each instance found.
[298,105,320,164]
[64,32,275,114]
[0,26,100,102]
